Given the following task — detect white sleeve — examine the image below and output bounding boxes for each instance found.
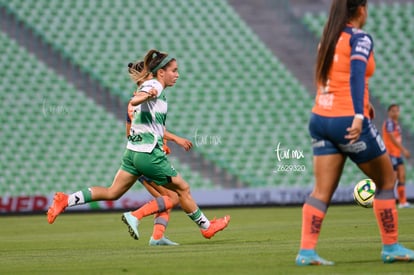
[139,80,163,97]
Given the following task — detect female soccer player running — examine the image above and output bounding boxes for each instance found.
[47,49,230,240]
[125,60,192,245]
[296,0,414,266]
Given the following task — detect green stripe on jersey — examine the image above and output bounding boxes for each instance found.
[155,112,166,125]
[133,111,166,126]
[134,111,152,124]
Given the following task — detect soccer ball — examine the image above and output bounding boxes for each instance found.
[353,179,376,208]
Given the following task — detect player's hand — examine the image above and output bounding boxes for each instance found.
[176,137,193,151]
[345,117,363,144]
[402,148,411,159]
[162,144,171,155]
[147,88,158,99]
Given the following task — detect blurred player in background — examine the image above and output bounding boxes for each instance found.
[48,49,230,241]
[296,0,414,266]
[382,104,412,208]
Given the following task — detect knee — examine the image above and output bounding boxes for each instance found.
[176,183,191,198]
[376,179,396,191]
[169,192,179,206]
[310,188,332,205]
[162,188,179,206]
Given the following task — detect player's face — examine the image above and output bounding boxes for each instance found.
[389,106,400,120]
[162,60,179,87]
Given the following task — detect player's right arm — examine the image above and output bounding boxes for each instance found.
[130,81,161,106]
[129,90,157,106]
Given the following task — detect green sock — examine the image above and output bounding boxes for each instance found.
[68,188,92,207]
[82,188,92,202]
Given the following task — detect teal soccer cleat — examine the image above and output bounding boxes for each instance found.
[149,236,179,246]
[382,243,414,263]
[122,212,140,240]
[296,249,334,266]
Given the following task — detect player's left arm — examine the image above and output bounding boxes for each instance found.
[126,122,131,138]
[349,32,373,115]
[126,101,133,137]
[164,129,193,151]
[346,32,374,143]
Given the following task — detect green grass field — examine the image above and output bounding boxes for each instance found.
[1,206,413,274]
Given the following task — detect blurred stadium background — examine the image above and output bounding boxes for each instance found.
[1,0,413,213]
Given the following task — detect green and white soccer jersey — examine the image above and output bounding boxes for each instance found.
[127,79,167,153]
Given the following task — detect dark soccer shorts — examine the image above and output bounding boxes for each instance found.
[309,113,386,164]
[389,155,404,170]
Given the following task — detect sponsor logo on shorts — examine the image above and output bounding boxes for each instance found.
[338,141,367,153]
[311,139,325,148]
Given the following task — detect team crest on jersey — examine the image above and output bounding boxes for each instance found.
[357,35,372,47]
[354,34,372,57]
